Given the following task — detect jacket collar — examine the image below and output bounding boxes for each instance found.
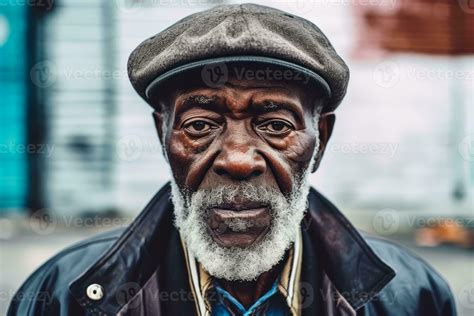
[69,182,395,315]
[304,188,395,310]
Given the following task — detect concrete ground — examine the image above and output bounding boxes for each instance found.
[1,229,473,315]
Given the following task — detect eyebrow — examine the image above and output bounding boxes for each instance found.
[252,99,303,118]
[176,95,222,114]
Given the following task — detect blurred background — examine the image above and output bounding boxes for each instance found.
[0,0,473,314]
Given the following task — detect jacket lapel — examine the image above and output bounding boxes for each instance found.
[304,188,395,311]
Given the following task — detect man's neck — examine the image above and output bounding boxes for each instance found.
[216,258,285,309]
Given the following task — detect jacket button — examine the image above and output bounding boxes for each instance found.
[86,284,104,301]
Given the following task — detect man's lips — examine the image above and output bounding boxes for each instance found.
[211,201,268,211]
[207,205,271,248]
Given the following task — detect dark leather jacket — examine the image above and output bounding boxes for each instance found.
[8,183,456,315]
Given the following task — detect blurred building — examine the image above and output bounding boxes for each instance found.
[0,0,472,219]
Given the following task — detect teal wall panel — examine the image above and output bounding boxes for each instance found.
[0,6,28,210]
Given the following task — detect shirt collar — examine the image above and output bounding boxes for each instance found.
[180,229,303,316]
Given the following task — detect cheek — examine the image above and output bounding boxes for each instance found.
[264,131,317,169]
[285,132,317,164]
[167,131,213,181]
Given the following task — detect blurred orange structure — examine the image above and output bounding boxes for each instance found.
[415,219,474,248]
[353,0,474,57]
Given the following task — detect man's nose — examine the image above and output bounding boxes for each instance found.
[213,139,266,180]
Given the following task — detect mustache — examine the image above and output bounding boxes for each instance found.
[183,183,288,211]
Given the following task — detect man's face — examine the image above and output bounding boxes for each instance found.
[154,74,333,280]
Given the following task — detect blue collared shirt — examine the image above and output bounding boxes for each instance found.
[210,277,291,316]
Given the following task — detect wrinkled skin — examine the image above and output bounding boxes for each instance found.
[152,75,335,308]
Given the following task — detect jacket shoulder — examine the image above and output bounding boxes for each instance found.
[362,235,457,315]
[7,228,123,316]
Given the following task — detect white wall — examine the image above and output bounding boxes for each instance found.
[43,0,116,215]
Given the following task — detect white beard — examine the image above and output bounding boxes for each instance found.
[170,118,320,281]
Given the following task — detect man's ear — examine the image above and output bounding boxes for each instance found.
[152,111,169,162]
[311,113,335,173]
[152,111,164,145]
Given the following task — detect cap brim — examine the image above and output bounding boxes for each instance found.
[145,55,331,101]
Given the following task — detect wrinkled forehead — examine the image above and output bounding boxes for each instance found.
[149,63,328,114]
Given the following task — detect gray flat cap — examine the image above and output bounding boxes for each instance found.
[128,3,349,112]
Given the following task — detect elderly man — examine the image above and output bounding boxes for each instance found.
[9,4,455,316]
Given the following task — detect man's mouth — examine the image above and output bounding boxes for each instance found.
[207,203,272,248]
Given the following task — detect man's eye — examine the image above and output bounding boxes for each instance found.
[257,120,293,134]
[183,120,217,135]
